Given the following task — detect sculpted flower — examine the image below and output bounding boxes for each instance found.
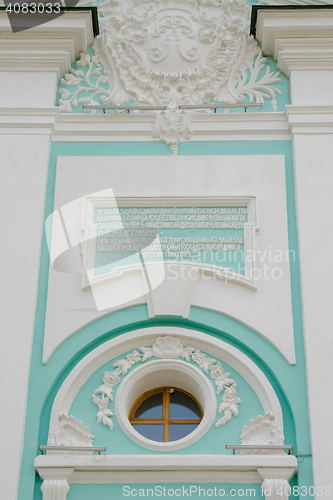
[103,371,120,387]
[127,350,142,364]
[210,362,227,379]
[152,336,184,359]
[222,0,250,33]
[94,371,120,401]
[199,25,217,43]
[192,349,206,365]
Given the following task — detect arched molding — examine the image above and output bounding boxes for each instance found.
[49,327,283,436]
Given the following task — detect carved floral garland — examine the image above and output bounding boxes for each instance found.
[58,0,284,154]
[92,335,241,431]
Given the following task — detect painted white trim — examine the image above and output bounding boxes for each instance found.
[115,359,217,452]
[34,454,298,474]
[285,105,333,134]
[0,108,291,140]
[49,327,283,438]
[69,470,262,483]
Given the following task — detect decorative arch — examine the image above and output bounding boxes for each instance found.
[49,326,283,439]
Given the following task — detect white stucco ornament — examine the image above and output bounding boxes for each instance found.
[240,412,285,454]
[153,335,188,358]
[59,0,282,153]
[47,413,94,454]
[92,335,241,431]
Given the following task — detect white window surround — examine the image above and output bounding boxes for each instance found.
[49,327,283,436]
[115,359,217,451]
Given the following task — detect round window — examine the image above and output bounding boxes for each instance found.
[129,387,203,442]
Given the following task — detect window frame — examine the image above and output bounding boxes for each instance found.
[129,387,203,442]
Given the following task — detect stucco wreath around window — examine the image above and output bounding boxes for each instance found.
[92,335,241,434]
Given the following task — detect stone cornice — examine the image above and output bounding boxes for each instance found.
[0,11,95,77]
[254,8,333,76]
[0,107,291,141]
[285,105,333,134]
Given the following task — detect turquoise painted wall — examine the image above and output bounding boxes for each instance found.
[68,483,263,500]
[18,140,313,500]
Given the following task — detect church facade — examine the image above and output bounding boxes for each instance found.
[1,2,333,500]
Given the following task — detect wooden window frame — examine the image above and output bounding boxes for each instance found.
[129,387,203,442]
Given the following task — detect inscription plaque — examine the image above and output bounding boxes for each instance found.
[93,206,247,276]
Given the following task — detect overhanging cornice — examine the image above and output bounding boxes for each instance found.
[0,8,98,77]
[251,5,333,76]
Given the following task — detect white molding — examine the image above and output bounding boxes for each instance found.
[0,108,291,140]
[276,39,333,76]
[37,468,75,481]
[285,105,333,134]
[114,359,217,452]
[49,327,283,438]
[254,9,333,76]
[0,11,94,77]
[257,468,295,482]
[69,470,262,483]
[34,454,298,475]
[0,108,59,136]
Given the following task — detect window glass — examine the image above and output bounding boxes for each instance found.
[129,387,203,443]
[132,424,165,442]
[169,424,199,441]
[169,390,202,419]
[134,392,163,419]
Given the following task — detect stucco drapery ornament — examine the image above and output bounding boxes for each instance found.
[92,335,241,431]
[90,0,282,153]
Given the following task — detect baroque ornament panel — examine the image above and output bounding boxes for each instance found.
[58,0,284,153]
[92,336,241,432]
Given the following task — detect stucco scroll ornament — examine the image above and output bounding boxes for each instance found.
[93,335,241,431]
[47,413,94,455]
[58,51,112,113]
[240,412,285,454]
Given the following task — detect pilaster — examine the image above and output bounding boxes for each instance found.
[254,7,333,494]
[37,468,74,500]
[0,11,96,500]
[258,468,295,500]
